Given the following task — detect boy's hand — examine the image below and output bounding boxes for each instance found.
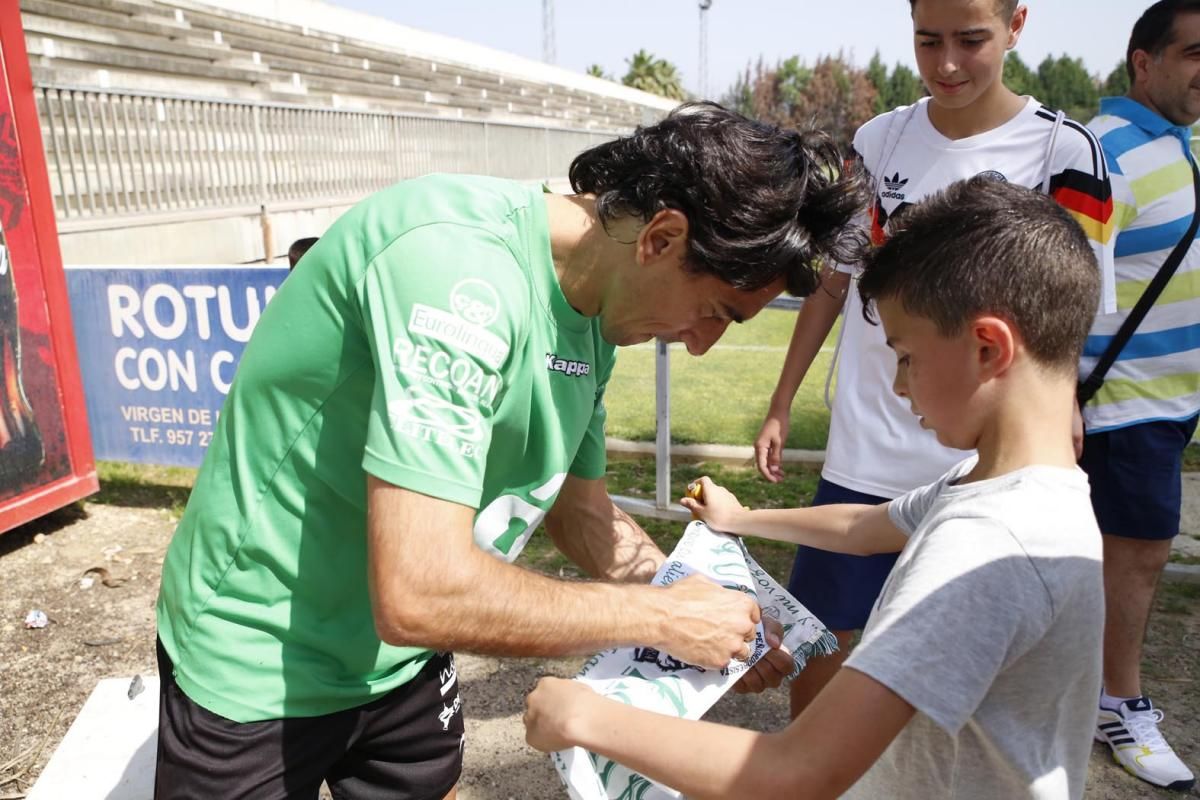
[732,616,793,694]
[524,677,598,752]
[681,477,747,532]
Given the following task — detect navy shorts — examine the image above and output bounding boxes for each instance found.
[785,478,897,631]
[1078,415,1199,540]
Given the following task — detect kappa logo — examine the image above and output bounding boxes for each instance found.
[449,278,500,327]
[631,647,706,674]
[546,353,591,377]
[881,172,909,200]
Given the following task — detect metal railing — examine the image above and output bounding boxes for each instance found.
[35,85,614,222]
[611,296,804,523]
[32,82,784,522]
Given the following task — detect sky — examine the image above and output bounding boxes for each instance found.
[322,0,1149,98]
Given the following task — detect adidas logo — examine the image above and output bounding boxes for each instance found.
[881,172,908,200]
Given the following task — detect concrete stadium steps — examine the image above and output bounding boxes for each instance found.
[19,0,656,131]
[24,32,270,85]
[169,3,644,127]
[18,0,654,262]
[21,12,240,64]
[22,0,195,39]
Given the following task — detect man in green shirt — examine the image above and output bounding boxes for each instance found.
[154,102,865,800]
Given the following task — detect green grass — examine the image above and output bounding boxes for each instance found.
[1156,581,1200,615]
[93,461,197,518]
[515,459,820,580]
[603,307,1200,468]
[86,459,816,579]
[604,308,839,450]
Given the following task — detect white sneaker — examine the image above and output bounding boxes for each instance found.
[1095,697,1196,791]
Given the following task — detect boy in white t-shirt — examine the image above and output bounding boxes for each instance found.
[524,177,1105,800]
[753,0,1116,717]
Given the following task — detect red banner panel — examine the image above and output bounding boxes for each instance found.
[0,3,97,532]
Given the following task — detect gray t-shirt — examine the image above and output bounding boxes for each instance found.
[843,458,1103,800]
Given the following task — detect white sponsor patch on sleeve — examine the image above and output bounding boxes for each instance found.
[387,387,486,459]
[409,304,510,369]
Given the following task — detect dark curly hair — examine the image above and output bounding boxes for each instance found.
[568,102,866,297]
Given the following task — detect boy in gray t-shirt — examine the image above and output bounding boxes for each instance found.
[522,177,1105,800]
[843,457,1102,799]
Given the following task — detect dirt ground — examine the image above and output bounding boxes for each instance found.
[0,499,1197,799]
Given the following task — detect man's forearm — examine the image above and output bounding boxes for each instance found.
[369,478,755,667]
[375,545,669,658]
[544,499,665,583]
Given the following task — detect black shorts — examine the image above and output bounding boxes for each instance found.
[154,639,463,800]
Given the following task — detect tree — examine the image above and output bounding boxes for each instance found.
[731,53,876,149]
[720,64,755,117]
[863,53,923,113]
[866,51,890,114]
[1003,52,1042,98]
[886,65,924,108]
[622,50,687,101]
[1037,54,1099,121]
[586,64,612,81]
[1101,61,1130,98]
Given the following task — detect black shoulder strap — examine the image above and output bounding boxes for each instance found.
[1077,154,1200,406]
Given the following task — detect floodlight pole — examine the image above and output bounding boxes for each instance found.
[699,0,712,98]
[543,0,556,64]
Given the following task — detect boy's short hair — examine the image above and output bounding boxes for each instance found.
[1125,0,1200,82]
[907,0,1018,20]
[288,237,319,270]
[857,177,1099,376]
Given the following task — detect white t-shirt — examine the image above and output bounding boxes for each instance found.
[843,458,1104,800]
[824,97,1116,497]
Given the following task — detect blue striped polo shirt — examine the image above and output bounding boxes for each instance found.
[1081,97,1200,432]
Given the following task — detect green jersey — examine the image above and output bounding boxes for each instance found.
[157,175,616,722]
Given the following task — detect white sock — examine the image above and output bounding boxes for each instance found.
[1100,690,1137,712]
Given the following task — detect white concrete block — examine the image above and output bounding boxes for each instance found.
[27,677,159,800]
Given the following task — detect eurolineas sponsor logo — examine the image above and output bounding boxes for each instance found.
[408,304,508,369]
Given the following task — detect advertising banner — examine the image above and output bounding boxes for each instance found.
[0,5,98,532]
[66,267,286,467]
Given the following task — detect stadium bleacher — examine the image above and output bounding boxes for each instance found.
[17,0,674,263]
[20,0,669,128]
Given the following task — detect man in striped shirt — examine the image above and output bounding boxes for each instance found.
[1081,0,1200,791]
